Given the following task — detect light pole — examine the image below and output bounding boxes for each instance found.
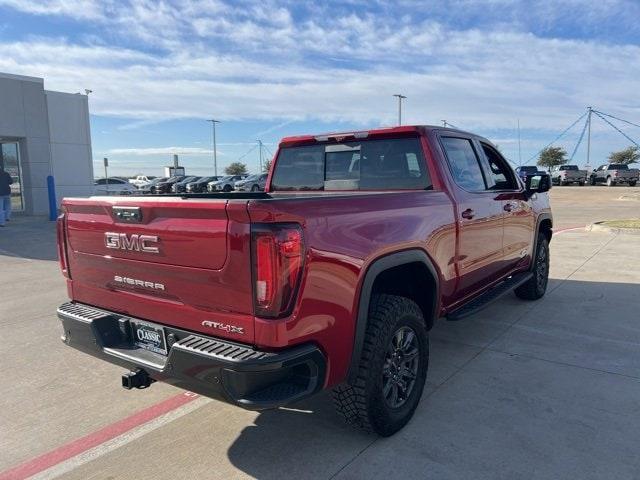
[393,94,407,126]
[207,119,220,176]
[586,106,592,171]
[257,139,263,172]
[103,157,109,192]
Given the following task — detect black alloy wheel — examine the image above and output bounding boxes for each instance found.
[382,326,420,408]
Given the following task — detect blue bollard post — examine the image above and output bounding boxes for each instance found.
[47,175,57,221]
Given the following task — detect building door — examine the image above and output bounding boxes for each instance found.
[0,142,23,211]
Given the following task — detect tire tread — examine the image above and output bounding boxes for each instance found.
[333,294,427,435]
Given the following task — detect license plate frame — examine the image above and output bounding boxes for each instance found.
[131,320,168,356]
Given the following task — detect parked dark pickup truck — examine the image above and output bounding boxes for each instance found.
[56,126,552,436]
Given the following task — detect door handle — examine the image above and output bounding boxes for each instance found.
[461,208,475,220]
[503,203,513,212]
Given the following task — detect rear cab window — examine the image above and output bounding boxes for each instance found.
[270,137,432,191]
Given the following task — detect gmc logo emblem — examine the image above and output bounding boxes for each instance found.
[105,232,159,254]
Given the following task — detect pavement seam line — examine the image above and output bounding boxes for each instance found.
[322,232,606,479]
[483,345,640,381]
[484,230,619,351]
[327,339,488,480]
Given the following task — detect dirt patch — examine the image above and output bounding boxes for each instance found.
[618,193,640,202]
[600,219,640,229]
[587,220,640,235]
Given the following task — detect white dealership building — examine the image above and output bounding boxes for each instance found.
[0,71,94,216]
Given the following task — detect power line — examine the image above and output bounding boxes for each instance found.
[526,110,588,163]
[569,114,590,161]
[263,144,275,160]
[593,110,640,129]
[592,111,640,148]
[237,144,258,162]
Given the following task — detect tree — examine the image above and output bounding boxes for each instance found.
[536,146,567,171]
[262,159,272,173]
[224,162,248,175]
[608,146,640,165]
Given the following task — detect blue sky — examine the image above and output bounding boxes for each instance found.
[1,0,640,176]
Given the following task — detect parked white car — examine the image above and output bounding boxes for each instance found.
[94,178,138,195]
[129,175,157,188]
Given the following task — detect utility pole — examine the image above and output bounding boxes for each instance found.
[586,106,592,170]
[393,94,407,126]
[257,140,263,172]
[207,119,220,176]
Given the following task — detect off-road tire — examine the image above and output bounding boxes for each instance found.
[333,294,429,437]
[251,184,260,192]
[515,236,549,300]
[629,181,637,187]
[590,177,596,186]
[606,176,615,187]
[579,181,585,186]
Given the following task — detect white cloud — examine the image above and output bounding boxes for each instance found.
[0,0,110,20]
[0,0,639,138]
[106,147,219,156]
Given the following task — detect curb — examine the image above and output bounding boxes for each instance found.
[586,221,640,236]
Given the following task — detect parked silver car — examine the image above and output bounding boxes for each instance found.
[207,175,247,192]
[235,173,268,192]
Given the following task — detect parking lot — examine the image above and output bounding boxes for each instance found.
[1,186,639,480]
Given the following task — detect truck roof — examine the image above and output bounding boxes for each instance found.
[279,125,482,146]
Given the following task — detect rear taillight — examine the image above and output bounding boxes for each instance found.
[252,224,304,318]
[56,213,71,278]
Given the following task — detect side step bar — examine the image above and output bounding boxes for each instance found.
[446,272,533,321]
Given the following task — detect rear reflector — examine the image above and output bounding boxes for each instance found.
[252,224,304,318]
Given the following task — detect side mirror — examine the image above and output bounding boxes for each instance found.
[525,173,551,195]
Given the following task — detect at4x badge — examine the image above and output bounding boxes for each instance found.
[202,320,244,335]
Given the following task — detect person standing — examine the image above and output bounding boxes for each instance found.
[0,166,13,227]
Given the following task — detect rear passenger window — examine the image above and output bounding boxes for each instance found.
[440,137,486,191]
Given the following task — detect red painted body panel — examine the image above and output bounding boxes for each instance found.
[248,190,456,385]
[59,125,551,390]
[64,197,255,343]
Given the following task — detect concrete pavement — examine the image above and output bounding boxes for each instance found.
[1,188,640,479]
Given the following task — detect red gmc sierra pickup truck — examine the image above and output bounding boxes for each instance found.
[56,125,552,436]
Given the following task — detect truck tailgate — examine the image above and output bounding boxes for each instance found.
[62,197,255,343]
